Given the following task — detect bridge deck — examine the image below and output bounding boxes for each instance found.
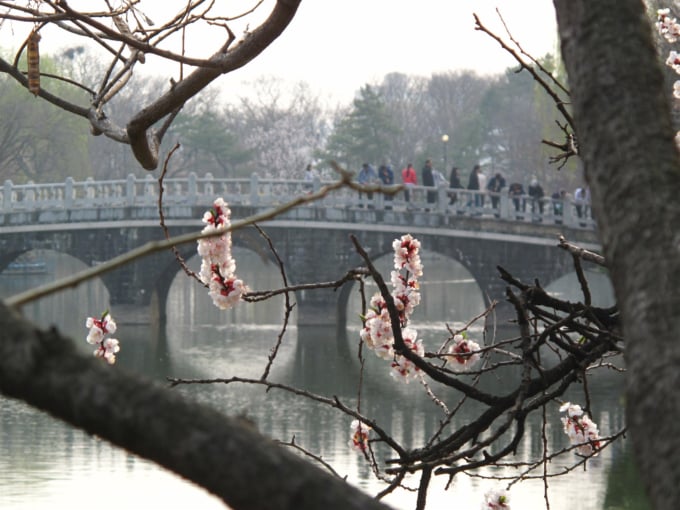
[0,174,596,244]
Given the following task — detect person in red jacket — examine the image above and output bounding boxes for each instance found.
[401,163,417,203]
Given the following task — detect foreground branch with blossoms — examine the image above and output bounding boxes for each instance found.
[170,214,623,509]
[1,164,624,509]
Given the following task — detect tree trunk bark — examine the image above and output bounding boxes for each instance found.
[553,1,680,508]
[0,303,391,510]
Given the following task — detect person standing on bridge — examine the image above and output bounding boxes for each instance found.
[401,163,417,205]
[508,181,526,218]
[378,164,394,209]
[448,166,463,206]
[357,163,378,208]
[303,163,316,193]
[487,172,506,215]
[468,164,486,210]
[421,159,436,210]
[528,176,545,218]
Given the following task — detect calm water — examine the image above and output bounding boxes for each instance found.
[0,249,645,510]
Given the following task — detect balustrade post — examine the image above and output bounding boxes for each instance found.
[564,200,576,227]
[250,174,259,205]
[25,181,35,203]
[437,186,447,213]
[126,174,136,206]
[144,174,156,204]
[3,180,13,212]
[84,177,96,208]
[499,193,509,219]
[188,172,197,204]
[64,177,74,209]
[203,172,214,199]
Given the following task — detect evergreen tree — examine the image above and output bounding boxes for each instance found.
[323,85,397,171]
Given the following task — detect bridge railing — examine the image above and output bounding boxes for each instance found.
[0,174,595,229]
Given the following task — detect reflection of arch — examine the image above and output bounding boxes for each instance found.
[340,249,485,351]
[0,249,29,272]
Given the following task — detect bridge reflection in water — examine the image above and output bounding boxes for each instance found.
[0,174,601,329]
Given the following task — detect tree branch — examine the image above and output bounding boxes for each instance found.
[126,0,302,169]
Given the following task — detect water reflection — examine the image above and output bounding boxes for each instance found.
[0,249,110,343]
[0,251,639,510]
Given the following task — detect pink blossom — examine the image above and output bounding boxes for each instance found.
[392,234,423,277]
[208,273,247,310]
[658,9,680,43]
[94,338,120,365]
[560,402,601,456]
[482,488,511,509]
[85,312,121,365]
[390,328,424,382]
[197,198,246,310]
[448,334,481,370]
[348,419,371,453]
[359,235,427,382]
[201,197,230,229]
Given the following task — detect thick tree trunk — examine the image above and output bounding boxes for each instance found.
[553,1,680,508]
[0,303,391,510]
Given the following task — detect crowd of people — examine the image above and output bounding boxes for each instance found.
[398,161,590,220]
[305,160,590,221]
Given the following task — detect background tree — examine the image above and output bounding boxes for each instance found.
[0,0,302,171]
[223,79,327,179]
[0,57,90,183]
[376,72,430,169]
[167,93,253,179]
[478,65,577,189]
[322,84,398,172]
[421,71,492,171]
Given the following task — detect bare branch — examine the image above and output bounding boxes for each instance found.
[557,235,606,267]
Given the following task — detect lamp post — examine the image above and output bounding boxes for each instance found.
[441,134,449,173]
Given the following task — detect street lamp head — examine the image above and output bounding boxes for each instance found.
[442,134,449,143]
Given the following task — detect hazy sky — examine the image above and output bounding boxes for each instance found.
[0,1,559,105]
[214,1,560,104]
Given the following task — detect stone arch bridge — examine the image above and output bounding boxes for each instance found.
[0,174,600,328]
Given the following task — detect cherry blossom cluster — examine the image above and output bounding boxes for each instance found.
[482,488,511,510]
[656,9,680,147]
[657,9,680,45]
[447,332,481,371]
[359,234,423,382]
[390,327,424,380]
[85,312,120,365]
[559,402,601,456]
[197,197,246,309]
[348,419,371,453]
